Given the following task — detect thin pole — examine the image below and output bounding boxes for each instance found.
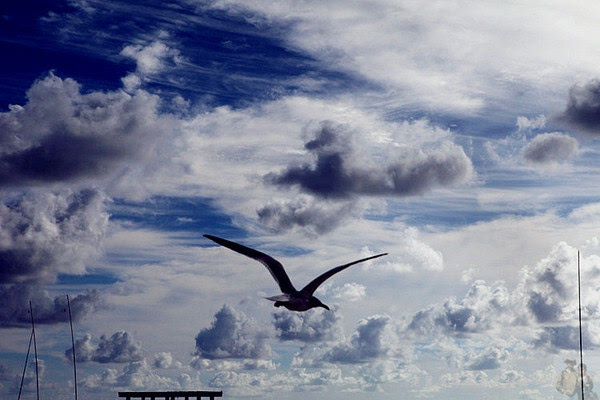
[578,251,585,400]
[66,295,78,400]
[17,329,34,400]
[29,301,40,400]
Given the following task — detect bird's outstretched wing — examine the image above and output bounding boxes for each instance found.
[204,234,297,294]
[300,253,388,296]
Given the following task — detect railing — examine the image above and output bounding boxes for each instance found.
[118,391,223,400]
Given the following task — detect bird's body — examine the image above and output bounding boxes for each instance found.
[203,234,387,312]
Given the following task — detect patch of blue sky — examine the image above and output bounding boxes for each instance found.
[0,1,128,108]
[109,195,245,237]
[0,0,374,112]
[380,197,535,231]
[56,273,120,286]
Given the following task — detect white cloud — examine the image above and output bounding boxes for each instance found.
[193,304,273,361]
[0,189,108,284]
[68,331,144,363]
[322,314,403,363]
[210,1,600,113]
[273,308,342,342]
[121,40,182,76]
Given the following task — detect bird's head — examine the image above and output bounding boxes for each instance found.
[310,296,330,310]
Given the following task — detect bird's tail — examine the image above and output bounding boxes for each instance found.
[264,294,290,302]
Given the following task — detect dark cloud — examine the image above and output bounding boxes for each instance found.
[273,308,342,343]
[521,242,577,324]
[0,73,161,187]
[193,305,272,360]
[0,285,104,327]
[533,325,596,353]
[0,189,108,284]
[523,132,578,164]
[406,280,511,336]
[66,331,144,363]
[321,315,402,363]
[264,122,473,199]
[257,197,355,235]
[556,79,600,134]
[466,347,508,371]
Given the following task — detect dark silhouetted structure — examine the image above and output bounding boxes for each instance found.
[118,391,223,400]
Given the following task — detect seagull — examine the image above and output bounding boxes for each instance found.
[204,234,387,312]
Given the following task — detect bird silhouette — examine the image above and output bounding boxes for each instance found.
[204,234,387,312]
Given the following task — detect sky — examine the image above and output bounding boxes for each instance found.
[3,1,600,399]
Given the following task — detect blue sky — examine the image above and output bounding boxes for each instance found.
[3,1,600,399]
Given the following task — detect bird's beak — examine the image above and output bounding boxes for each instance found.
[321,303,330,310]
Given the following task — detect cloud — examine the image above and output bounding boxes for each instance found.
[66,331,144,363]
[257,196,356,235]
[120,40,182,91]
[523,133,578,165]
[329,282,366,302]
[153,352,174,369]
[321,315,403,363]
[193,304,273,360]
[0,285,104,327]
[0,189,108,284]
[273,308,342,343]
[519,242,580,324]
[0,74,163,188]
[466,347,509,371]
[532,325,598,353]
[265,122,473,199]
[557,80,600,134]
[406,280,512,336]
[121,41,181,76]
[81,360,176,390]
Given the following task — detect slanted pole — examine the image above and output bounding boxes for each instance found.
[578,251,585,400]
[17,329,34,400]
[67,295,78,400]
[29,301,40,400]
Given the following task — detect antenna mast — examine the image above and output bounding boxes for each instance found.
[17,329,34,400]
[66,295,78,400]
[578,251,585,400]
[29,301,40,400]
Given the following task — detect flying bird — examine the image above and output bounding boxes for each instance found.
[204,234,387,312]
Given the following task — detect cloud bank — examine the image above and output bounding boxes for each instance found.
[0,285,104,327]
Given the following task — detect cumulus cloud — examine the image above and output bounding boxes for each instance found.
[523,132,578,165]
[273,308,342,343]
[0,74,163,188]
[466,347,509,371]
[401,240,600,364]
[120,40,182,91]
[257,196,356,235]
[406,280,512,336]
[329,282,366,302]
[121,41,181,76]
[0,285,104,327]
[66,331,144,363]
[193,304,273,361]
[153,352,175,369]
[322,315,403,363]
[265,122,473,200]
[532,325,598,353]
[82,360,175,390]
[557,79,600,134]
[0,189,108,284]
